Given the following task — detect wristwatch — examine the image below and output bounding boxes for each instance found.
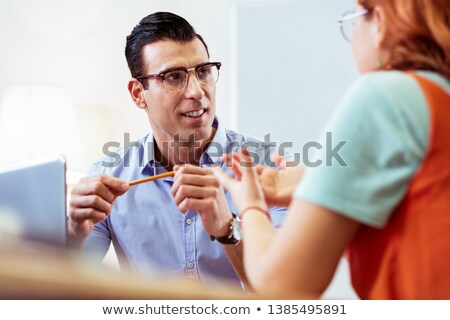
[210,214,242,245]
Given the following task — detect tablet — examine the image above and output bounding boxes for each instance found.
[0,156,67,246]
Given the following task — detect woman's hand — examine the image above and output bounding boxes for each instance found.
[212,149,268,213]
[256,154,304,207]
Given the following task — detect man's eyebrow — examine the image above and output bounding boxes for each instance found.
[158,61,211,74]
[157,66,187,74]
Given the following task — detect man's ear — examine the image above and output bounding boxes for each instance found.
[372,6,387,48]
[128,79,148,110]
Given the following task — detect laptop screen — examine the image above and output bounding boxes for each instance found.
[0,156,67,246]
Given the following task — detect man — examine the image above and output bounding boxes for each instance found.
[68,12,286,287]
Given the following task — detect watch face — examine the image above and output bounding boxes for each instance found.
[232,219,242,242]
[214,217,241,244]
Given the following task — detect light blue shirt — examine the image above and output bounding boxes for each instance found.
[84,119,286,286]
[295,71,450,228]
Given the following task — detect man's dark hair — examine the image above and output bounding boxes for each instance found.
[125,12,209,89]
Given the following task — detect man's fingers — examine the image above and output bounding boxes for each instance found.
[171,174,218,196]
[71,180,116,203]
[67,174,128,240]
[78,175,129,194]
[98,175,130,193]
[174,165,208,179]
[70,207,108,224]
[70,194,113,215]
[173,185,218,206]
[178,197,215,214]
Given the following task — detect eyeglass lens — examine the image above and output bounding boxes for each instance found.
[163,64,219,92]
[340,11,355,42]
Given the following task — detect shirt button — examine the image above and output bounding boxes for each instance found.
[187,262,194,269]
[186,219,192,225]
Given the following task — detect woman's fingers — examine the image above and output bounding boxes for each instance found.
[271,153,288,169]
[212,166,234,190]
[239,148,259,181]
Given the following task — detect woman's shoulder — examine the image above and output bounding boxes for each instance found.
[332,70,430,168]
[350,70,450,100]
[348,71,420,100]
[338,71,429,123]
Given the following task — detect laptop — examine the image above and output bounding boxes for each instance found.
[0,156,67,246]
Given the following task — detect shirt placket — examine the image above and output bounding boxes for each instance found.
[184,211,199,280]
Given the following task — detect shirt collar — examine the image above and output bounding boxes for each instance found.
[202,117,226,167]
[140,117,226,175]
[140,134,159,175]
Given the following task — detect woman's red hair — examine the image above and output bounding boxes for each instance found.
[359,0,450,76]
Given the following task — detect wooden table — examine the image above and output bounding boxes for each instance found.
[0,239,250,300]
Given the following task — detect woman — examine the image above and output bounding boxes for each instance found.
[213,0,450,299]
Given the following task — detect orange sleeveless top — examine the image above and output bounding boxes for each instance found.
[348,72,450,299]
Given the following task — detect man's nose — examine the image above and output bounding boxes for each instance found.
[184,71,205,100]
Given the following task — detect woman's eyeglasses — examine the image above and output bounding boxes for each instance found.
[338,9,370,43]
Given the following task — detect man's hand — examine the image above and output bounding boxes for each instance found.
[256,155,304,207]
[68,175,129,244]
[171,165,233,238]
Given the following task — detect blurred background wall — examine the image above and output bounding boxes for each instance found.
[0,0,235,173]
[0,0,358,298]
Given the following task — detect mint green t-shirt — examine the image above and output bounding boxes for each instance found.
[294,71,450,228]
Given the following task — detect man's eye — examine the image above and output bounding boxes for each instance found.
[165,71,185,83]
[197,66,212,80]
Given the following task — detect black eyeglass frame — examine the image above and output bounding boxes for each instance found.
[136,61,222,92]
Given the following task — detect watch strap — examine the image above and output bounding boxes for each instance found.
[210,213,240,245]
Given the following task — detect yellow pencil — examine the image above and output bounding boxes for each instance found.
[128,171,175,186]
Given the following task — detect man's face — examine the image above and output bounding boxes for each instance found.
[136,38,216,144]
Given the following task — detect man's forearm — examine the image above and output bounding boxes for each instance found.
[223,241,252,291]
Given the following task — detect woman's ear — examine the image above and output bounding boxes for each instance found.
[372,6,387,48]
[128,79,148,110]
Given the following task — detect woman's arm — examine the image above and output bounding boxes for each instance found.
[214,150,359,298]
[242,199,359,297]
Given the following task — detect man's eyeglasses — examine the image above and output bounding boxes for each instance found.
[136,62,222,93]
[338,9,370,42]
